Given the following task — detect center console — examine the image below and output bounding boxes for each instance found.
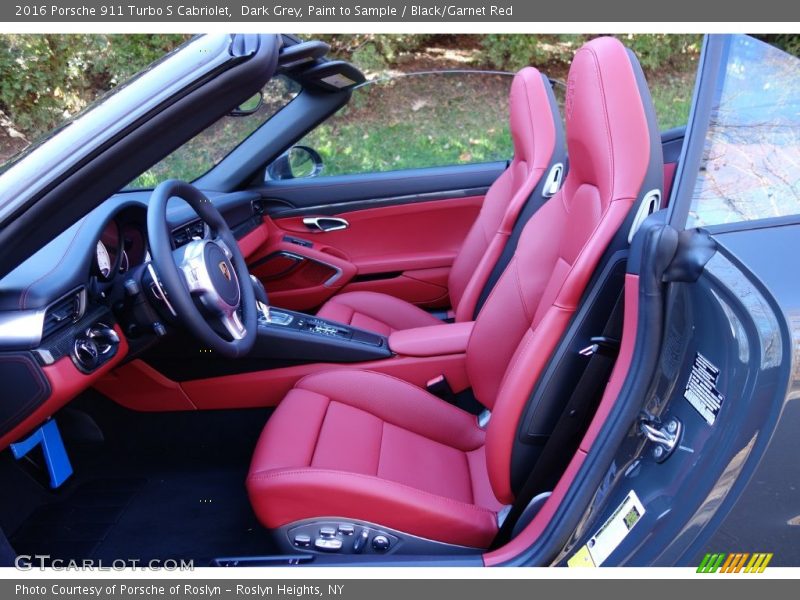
[251,304,392,363]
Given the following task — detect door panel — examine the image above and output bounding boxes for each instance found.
[274,195,483,273]
[339,267,451,307]
[244,221,359,311]
[238,125,683,314]
[556,241,791,567]
[259,195,484,311]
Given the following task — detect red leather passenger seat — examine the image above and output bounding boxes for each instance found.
[247,37,662,550]
[315,67,564,335]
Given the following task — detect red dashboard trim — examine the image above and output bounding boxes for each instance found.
[0,324,129,451]
[99,351,470,412]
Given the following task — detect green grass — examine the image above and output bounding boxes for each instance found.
[306,120,512,176]
[302,72,514,176]
[649,70,695,130]
[303,70,695,177]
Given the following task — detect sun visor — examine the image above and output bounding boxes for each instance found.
[297,61,366,92]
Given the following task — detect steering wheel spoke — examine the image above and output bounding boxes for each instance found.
[219,308,247,341]
[175,240,212,295]
[215,236,234,260]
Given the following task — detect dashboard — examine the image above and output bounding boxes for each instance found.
[0,188,264,450]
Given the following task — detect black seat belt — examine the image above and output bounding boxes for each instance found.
[490,288,625,549]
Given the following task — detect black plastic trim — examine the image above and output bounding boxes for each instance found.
[501,221,678,566]
[667,35,727,229]
[0,352,51,438]
[509,253,627,492]
[266,185,493,218]
[274,517,480,557]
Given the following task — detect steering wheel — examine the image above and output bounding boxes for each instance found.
[146,180,257,358]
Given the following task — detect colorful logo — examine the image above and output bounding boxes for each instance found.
[697,553,773,573]
[218,261,231,281]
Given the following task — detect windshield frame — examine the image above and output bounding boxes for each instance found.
[122,73,302,192]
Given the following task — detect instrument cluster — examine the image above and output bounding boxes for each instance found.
[94,217,147,282]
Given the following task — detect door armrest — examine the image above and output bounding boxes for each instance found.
[388,321,474,357]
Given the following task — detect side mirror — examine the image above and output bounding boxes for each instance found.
[266,146,324,181]
[229,92,263,117]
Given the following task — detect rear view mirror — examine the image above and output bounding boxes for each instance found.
[229,92,263,116]
[266,146,324,181]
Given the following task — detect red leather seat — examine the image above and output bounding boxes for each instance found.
[316,67,563,336]
[248,37,662,549]
[248,370,503,548]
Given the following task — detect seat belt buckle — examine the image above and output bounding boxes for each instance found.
[426,375,456,404]
[578,336,620,357]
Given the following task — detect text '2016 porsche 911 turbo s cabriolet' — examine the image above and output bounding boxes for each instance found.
[0,33,799,567]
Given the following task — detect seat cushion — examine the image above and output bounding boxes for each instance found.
[315,291,443,336]
[246,369,503,548]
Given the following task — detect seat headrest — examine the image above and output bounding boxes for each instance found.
[564,36,656,205]
[509,67,559,171]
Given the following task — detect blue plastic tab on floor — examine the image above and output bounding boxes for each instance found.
[10,420,73,488]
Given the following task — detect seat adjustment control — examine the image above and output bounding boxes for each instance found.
[287,521,399,554]
[314,537,343,552]
[319,526,337,538]
[293,534,311,547]
[372,534,390,552]
[353,529,369,554]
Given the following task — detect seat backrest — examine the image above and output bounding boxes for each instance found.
[447,67,564,323]
[463,37,663,504]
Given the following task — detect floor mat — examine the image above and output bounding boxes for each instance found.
[12,477,145,560]
[7,398,279,565]
[11,468,277,564]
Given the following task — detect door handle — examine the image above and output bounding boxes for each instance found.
[303,216,349,232]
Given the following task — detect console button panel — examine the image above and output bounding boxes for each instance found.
[261,309,385,348]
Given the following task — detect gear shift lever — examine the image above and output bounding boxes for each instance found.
[249,275,271,322]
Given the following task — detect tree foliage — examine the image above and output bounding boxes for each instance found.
[479,34,702,72]
[3,33,795,147]
[0,34,188,139]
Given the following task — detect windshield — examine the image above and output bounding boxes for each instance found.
[126,75,300,189]
[686,35,800,228]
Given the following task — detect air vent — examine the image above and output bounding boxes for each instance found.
[43,288,86,339]
[172,220,208,248]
